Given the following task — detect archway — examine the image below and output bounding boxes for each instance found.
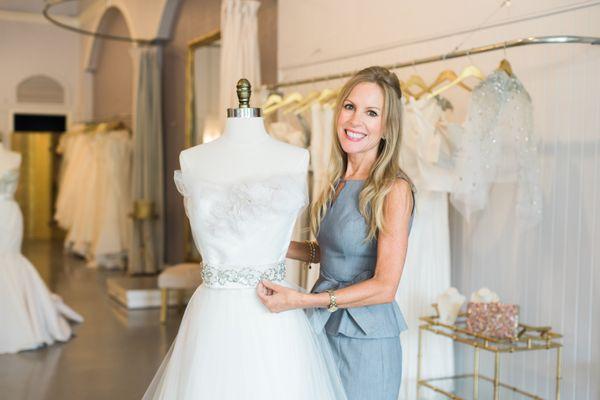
[91,7,133,122]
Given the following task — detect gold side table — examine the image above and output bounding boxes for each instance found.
[417,313,562,400]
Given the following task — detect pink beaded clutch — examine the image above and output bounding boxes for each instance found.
[466,302,519,340]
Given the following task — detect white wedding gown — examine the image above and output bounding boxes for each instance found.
[0,167,83,354]
[143,171,347,400]
[396,97,457,399]
[56,128,132,268]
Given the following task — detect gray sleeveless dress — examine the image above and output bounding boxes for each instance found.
[311,179,411,400]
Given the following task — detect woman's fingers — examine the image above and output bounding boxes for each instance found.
[261,280,283,292]
[256,283,269,302]
[257,282,278,312]
[257,281,273,296]
[257,281,293,313]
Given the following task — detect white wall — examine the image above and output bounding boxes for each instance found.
[0,16,82,142]
[279,1,600,398]
[79,0,175,72]
[0,0,177,144]
[194,45,221,144]
[74,0,178,131]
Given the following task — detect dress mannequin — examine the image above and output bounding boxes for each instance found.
[0,144,82,354]
[143,80,346,399]
[180,80,308,183]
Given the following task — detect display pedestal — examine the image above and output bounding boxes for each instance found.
[106,276,191,309]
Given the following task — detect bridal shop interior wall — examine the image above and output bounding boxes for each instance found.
[162,0,278,264]
[2,0,279,266]
[279,0,600,398]
[0,11,82,143]
[90,8,133,122]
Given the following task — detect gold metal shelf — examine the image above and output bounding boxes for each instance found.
[417,314,562,400]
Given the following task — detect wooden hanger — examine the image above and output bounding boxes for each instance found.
[261,93,283,109]
[319,88,340,106]
[400,79,423,99]
[405,74,430,99]
[428,64,485,99]
[497,41,515,77]
[263,92,303,116]
[497,59,514,77]
[317,89,334,104]
[428,69,474,94]
[286,91,320,115]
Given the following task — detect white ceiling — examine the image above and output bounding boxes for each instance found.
[0,0,91,16]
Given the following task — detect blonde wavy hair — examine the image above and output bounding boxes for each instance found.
[311,66,412,241]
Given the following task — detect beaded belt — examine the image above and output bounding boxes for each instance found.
[201,261,286,288]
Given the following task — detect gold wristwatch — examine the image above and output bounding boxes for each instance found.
[326,290,338,313]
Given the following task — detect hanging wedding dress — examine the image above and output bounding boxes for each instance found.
[90,129,131,268]
[0,159,83,354]
[56,126,132,268]
[143,171,347,400]
[64,133,101,257]
[450,70,542,227]
[267,105,335,289]
[396,97,457,400]
[447,71,541,348]
[310,103,335,201]
[55,132,90,230]
[305,102,335,288]
[269,120,308,148]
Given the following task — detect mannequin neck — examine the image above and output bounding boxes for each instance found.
[221,117,269,144]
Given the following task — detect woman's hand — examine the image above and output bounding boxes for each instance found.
[256,280,304,313]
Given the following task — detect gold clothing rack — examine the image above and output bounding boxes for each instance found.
[268,35,600,90]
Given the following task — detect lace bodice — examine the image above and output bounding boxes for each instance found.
[0,168,19,201]
[174,171,308,288]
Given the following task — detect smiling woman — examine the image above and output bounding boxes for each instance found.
[313,66,410,241]
[338,83,384,147]
[258,66,414,400]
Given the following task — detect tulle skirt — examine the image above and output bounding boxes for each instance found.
[143,283,347,400]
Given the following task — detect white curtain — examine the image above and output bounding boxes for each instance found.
[219,0,261,127]
[129,45,164,274]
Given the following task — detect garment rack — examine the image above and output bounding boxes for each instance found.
[73,113,132,126]
[267,35,600,90]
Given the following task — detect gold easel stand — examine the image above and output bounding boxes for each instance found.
[130,200,159,273]
[417,312,562,400]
